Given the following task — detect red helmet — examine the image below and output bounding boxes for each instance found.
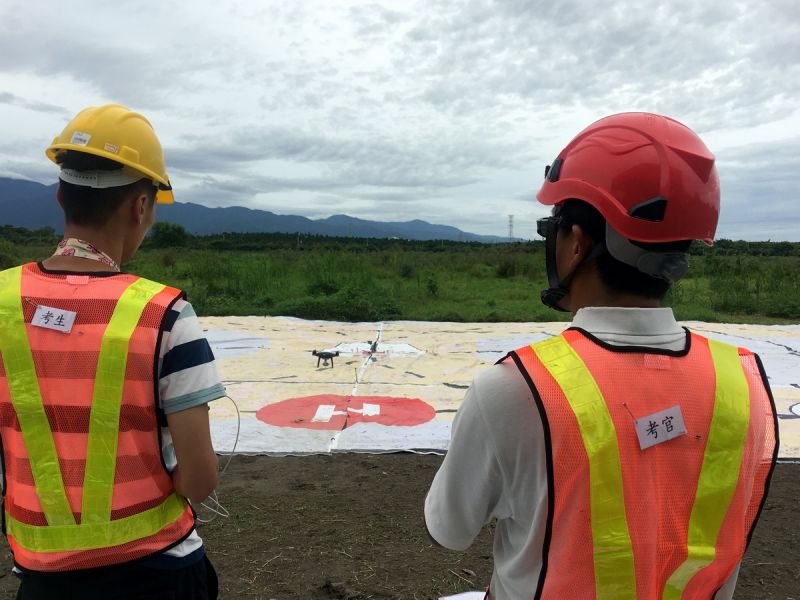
[536,112,719,244]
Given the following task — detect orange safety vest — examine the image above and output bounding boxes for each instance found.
[0,263,196,572]
[503,328,777,600]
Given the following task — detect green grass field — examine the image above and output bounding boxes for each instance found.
[3,226,799,323]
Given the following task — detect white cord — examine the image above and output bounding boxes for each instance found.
[196,490,230,523]
[196,395,241,523]
[219,394,240,477]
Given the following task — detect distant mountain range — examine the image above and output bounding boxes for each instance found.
[0,177,513,243]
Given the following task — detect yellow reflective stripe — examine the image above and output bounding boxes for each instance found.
[532,335,636,600]
[81,278,165,524]
[0,267,75,526]
[7,493,188,552]
[663,339,750,598]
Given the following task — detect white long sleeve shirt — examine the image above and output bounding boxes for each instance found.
[425,307,741,600]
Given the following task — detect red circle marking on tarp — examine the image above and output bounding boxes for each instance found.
[256,394,436,431]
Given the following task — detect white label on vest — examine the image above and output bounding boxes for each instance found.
[635,404,687,450]
[31,305,77,334]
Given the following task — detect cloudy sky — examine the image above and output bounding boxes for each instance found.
[0,0,797,240]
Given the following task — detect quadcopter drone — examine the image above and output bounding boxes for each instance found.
[311,349,339,368]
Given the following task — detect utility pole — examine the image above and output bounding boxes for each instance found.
[508,214,514,242]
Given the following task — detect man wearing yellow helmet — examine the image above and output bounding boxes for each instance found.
[0,104,222,599]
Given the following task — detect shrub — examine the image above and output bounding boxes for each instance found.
[430,311,464,322]
[160,253,177,268]
[399,263,415,279]
[426,276,439,297]
[274,286,399,321]
[0,239,16,270]
[307,279,340,296]
[496,259,516,278]
[149,222,191,247]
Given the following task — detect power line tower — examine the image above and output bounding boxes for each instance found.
[508,214,514,242]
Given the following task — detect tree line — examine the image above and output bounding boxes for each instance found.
[2,223,799,256]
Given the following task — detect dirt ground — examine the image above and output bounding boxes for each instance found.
[0,457,796,599]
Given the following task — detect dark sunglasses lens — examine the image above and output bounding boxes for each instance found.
[536,219,547,237]
[537,217,558,238]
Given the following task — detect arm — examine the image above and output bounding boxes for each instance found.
[167,404,219,503]
[157,300,225,504]
[424,376,506,551]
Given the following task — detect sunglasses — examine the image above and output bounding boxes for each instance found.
[536,216,563,239]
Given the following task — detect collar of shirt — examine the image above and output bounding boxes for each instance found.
[571,307,687,351]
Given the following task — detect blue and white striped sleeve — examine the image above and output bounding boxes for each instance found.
[157,299,226,414]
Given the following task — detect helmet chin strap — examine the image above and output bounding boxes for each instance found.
[540,229,606,312]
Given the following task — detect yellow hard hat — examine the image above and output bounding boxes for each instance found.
[46,103,174,204]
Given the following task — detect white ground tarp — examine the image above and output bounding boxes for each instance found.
[204,318,800,458]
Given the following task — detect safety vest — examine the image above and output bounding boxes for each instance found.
[504,328,777,600]
[0,263,196,572]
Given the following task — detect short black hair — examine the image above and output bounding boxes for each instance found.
[556,200,691,299]
[55,151,156,228]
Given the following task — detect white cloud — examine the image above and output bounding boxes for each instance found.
[0,0,798,239]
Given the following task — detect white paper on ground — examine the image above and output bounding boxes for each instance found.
[211,417,335,455]
[333,420,451,453]
[439,593,486,600]
[210,416,452,455]
[475,332,554,360]
[205,329,269,359]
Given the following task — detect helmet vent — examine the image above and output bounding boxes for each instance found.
[629,197,667,222]
[544,158,563,182]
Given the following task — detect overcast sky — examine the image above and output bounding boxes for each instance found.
[1,0,798,240]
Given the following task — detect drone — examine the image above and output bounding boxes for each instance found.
[312,349,339,368]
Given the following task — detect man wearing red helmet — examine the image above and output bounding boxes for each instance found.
[425,113,778,599]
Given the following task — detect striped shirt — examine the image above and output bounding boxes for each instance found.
[155,297,225,561]
[159,298,226,418]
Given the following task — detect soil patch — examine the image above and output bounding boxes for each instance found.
[0,457,795,599]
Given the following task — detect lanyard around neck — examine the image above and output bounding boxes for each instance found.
[52,238,120,272]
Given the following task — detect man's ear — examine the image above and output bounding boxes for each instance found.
[56,186,65,210]
[131,192,149,225]
[566,224,594,270]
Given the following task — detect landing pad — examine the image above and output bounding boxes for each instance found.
[204,317,800,458]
